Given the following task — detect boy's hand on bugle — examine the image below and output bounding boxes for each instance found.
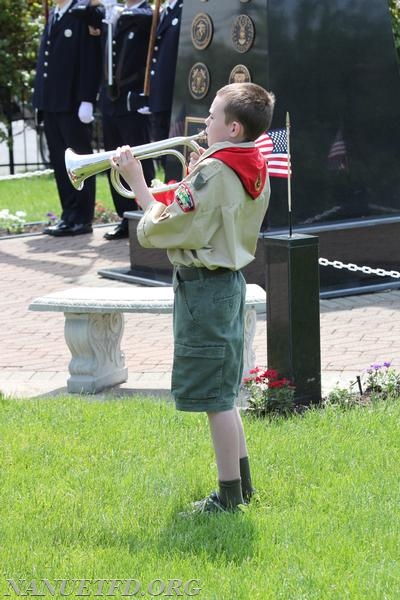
[188,147,206,173]
[110,146,156,211]
[111,145,143,181]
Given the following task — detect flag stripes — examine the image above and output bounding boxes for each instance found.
[255,128,290,179]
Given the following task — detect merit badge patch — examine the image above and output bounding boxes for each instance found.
[175,183,195,213]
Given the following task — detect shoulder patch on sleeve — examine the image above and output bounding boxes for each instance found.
[175,183,195,212]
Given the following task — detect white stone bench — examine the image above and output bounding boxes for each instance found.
[29,285,266,394]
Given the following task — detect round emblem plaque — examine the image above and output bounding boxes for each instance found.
[188,62,210,100]
[229,64,252,84]
[191,13,213,50]
[231,14,255,53]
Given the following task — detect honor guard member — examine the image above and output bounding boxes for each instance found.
[148,1,183,180]
[110,83,276,514]
[33,0,102,237]
[92,0,155,240]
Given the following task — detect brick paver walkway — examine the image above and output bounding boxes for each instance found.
[0,225,399,398]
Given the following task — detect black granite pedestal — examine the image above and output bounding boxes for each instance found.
[264,234,321,405]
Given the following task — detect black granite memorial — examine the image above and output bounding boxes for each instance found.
[103,0,400,297]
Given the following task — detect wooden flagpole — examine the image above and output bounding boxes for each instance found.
[143,0,162,98]
[43,0,49,23]
[286,111,293,237]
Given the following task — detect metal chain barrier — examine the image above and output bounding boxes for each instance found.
[0,169,53,182]
[1,169,400,284]
[319,257,400,279]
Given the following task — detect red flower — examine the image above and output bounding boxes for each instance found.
[249,367,261,374]
[268,379,291,389]
[262,369,279,380]
[243,366,294,390]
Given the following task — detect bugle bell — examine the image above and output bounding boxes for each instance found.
[65,131,206,199]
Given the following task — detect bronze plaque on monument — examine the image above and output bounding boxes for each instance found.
[188,62,211,99]
[229,64,252,84]
[191,13,213,50]
[184,116,207,159]
[231,15,255,53]
[184,116,206,138]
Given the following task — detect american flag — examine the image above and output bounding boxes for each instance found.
[255,128,290,178]
[328,128,347,171]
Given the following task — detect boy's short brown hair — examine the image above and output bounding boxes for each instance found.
[217,83,275,141]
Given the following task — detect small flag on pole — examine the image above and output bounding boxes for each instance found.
[255,128,290,178]
[286,112,292,236]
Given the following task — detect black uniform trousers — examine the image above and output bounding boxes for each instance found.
[44,112,95,225]
[150,111,171,144]
[150,110,172,179]
[102,112,155,221]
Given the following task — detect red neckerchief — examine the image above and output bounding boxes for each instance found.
[208,146,267,199]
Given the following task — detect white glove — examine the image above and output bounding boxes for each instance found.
[78,101,94,124]
[137,106,152,115]
[102,2,122,25]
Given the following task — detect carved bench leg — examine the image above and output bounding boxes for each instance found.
[237,307,258,408]
[64,312,128,393]
[243,307,257,378]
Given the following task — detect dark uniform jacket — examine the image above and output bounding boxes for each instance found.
[97,2,153,117]
[33,0,101,113]
[148,1,183,114]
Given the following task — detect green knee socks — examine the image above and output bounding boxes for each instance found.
[218,457,254,508]
[240,456,254,502]
[218,479,244,508]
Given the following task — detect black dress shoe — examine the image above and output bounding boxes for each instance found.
[43,220,68,235]
[49,223,93,237]
[103,223,129,240]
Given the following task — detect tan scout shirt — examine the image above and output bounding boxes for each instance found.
[137,141,270,270]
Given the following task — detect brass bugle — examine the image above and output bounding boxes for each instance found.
[65,131,206,199]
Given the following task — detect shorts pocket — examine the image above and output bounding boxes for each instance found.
[184,276,243,324]
[171,342,225,399]
[212,289,242,322]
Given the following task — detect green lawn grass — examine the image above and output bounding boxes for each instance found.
[1,395,399,599]
[0,174,114,223]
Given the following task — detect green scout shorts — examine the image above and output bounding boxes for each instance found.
[171,267,246,412]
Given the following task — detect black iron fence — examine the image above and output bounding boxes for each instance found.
[0,98,103,176]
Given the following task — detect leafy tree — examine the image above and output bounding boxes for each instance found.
[389,0,400,59]
[0,0,44,143]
